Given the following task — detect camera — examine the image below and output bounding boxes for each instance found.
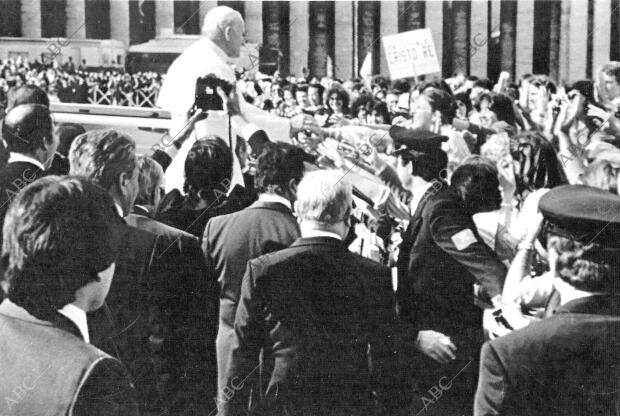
[193,74,234,113]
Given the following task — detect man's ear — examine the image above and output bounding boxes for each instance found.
[288,178,298,197]
[118,171,130,192]
[223,25,232,41]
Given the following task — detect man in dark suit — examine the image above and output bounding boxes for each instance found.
[0,104,56,227]
[219,170,408,416]
[392,128,506,415]
[202,142,306,394]
[129,154,218,408]
[0,176,138,416]
[475,185,620,416]
[69,128,212,414]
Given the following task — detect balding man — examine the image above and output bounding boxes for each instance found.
[220,170,408,416]
[157,5,315,142]
[0,104,56,227]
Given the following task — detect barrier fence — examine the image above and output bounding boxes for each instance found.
[88,85,160,107]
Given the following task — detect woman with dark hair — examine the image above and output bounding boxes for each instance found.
[489,93,517,127]
[497,131,569,243]
[451,155,517,262]
[454,91,472,119]
[560,80,608,140]
[156,136,244,237]
[371,101,391,125]
[324,85,350,126]
[350,94,374,123]
[509,131,568,203]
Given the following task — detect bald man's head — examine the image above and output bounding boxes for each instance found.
[201,6,245,58]
[2,104,54,156]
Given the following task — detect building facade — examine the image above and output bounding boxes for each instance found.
[1,0,619,83]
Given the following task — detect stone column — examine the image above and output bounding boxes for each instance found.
[66,0,86,38]
[289,1,308,77]
[425,0,443,74]
[515,0,534,80]
[21,0,41,38]
[109,0,130,47]
[593,0,612,73]
[469,0,488,78]
[334,1,354,79]
[379,1,398,77]
[156,0,175,36]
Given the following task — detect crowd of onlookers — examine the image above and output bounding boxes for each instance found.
[1,50,620,415]
[0,56,163,112]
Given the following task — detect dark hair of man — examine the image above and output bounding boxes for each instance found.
[255,142,306,195]
[296,84,308,93]
[184,136,232,205]
[510,131,568,201]
[2,104,52,154]
[56,123,86,157]
[602,62,620,84]
[451,155,502,213]
[392,79,410,94]
[406,150,448,182]
[68,129,137,191]
[6,85,49,111]
[0,176,120,319]
[547,234,618,293]
[489,93,517,126]
[422,87,457,124]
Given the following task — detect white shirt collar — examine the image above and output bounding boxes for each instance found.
[301,229,343,241]
[114,202,124,218]
[8,153,45,171]
[258,193,292,210]
[409,180,434,215]
[57,303,89,343]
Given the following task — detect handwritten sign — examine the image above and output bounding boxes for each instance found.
[382,28,440,79]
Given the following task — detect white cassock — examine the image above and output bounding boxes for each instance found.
[157,37,292,193]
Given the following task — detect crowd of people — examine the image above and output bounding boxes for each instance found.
[0,5,620,416]
[0,56,163,112]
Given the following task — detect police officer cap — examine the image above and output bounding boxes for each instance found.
[539,185,620,248]
[389,126,448,158]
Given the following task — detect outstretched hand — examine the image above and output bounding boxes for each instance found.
[416,330,457,365]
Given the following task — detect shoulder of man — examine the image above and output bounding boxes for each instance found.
[73,356,139,416]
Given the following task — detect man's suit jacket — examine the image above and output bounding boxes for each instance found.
[396,182,506,415]
[220,237,407,416]
[202,199,300,392]
[0,299,138,416]
[125,212,218,408]
[397,181,506,335]
[88,219,204,414]
[0,161,46,222]
[475,295,620,416]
